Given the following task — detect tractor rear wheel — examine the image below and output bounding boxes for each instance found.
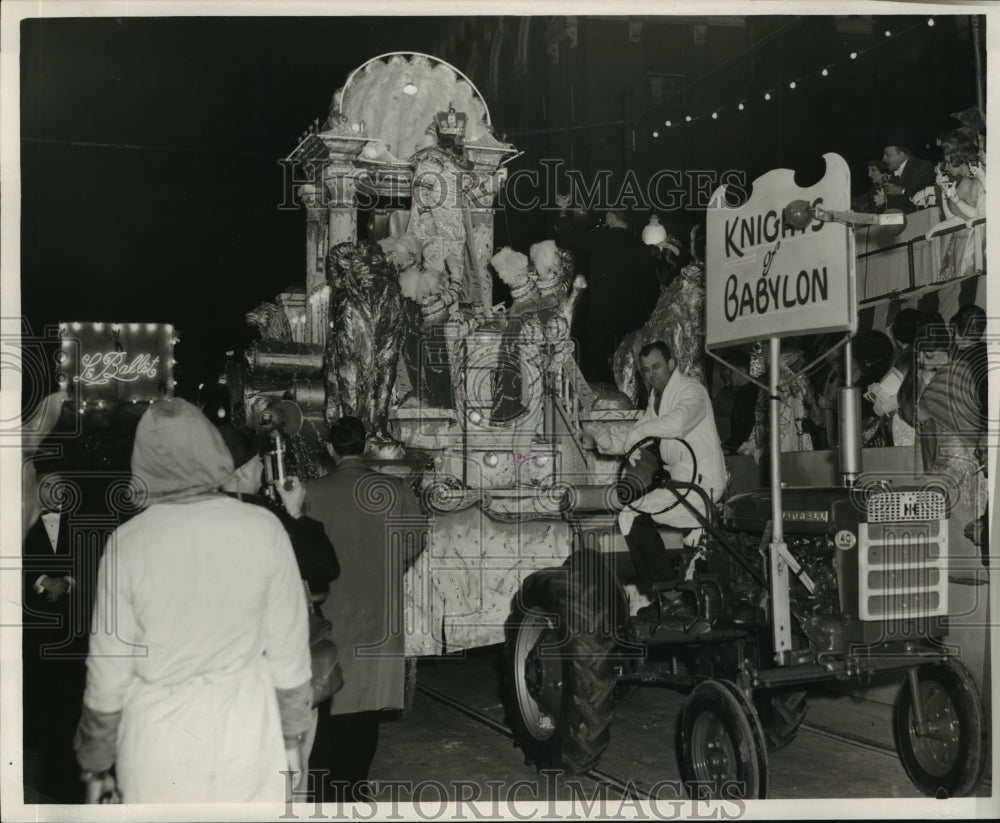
[754,688,808,751]
[504,569,617,774]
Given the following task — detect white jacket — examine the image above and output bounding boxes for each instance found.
[596,369,727,531]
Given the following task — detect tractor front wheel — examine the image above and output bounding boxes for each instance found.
[894,660,988,798]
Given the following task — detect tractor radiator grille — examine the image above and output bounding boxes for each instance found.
[866,490,946,522]
[858,503,948,622]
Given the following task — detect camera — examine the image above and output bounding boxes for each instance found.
[253,400,304,500]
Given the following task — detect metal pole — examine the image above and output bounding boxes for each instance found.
[769,337,784,547]
[769,336,792,665]
[839,337,862,488]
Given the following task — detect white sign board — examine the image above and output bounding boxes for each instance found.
[706,152,856,348]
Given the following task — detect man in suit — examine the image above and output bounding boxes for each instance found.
[306,417,428,803]
[22,471,88,802]
[583,341,726,610]
[881,143,937,213]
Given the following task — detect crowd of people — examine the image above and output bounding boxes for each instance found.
[23,401,426,804]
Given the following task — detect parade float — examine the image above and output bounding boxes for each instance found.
[229,53,639,655]
[227,54,988,798]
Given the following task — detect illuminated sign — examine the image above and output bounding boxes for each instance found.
[705,152,857,348]
[60,322,175,404]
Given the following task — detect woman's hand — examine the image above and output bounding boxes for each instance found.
[84,773,118,803]
[285,741,305,793]
[276,476,306,519]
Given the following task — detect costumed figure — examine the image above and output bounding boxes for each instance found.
[324,241,405,454]
[487,243,581,422]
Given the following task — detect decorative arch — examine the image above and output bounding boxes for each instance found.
[330,52,498,162]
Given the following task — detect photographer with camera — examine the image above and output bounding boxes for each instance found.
[217,424,340,784]
[218,425,339,598]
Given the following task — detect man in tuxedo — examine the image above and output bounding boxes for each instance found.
[881,143,937,213]
[22,471,88,802]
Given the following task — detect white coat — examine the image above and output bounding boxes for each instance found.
[596,368,727,535]
[83,496,311,803]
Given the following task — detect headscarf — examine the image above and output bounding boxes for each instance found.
[131,399,234,506]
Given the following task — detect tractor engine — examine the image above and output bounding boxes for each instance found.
[722,485,950,657]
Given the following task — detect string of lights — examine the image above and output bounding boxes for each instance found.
[650,17,939,139]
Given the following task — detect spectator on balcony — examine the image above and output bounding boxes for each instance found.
[858,159,890,213]
[940,139,986,222]
[881,142,937,213]
[931,137,986,279]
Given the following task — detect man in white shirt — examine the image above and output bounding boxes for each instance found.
[583,341,727,593]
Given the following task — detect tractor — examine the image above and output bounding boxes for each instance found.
[502,377,989,800]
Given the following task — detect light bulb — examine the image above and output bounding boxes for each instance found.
[652,130,659,138]
[850,52,857,60]
[927,18,934,27]
[764,93,771,101]
[711,112,718,119]
[685,115,692,122]
[738,103,745,111]
[665,120,672,127]
[822,68,829,77]
[789,81,796,89]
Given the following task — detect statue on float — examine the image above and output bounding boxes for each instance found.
[324,241,405,454]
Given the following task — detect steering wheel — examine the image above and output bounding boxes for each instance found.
[613,436,698,518]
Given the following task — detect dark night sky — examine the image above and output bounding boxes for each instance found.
[17,12,983,402]
[19,16,447,396]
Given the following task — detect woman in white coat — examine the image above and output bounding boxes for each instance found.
[74,399,312,803]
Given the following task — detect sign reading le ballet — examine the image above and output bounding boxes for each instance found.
[61,321,175,403]
[79,352,160,385]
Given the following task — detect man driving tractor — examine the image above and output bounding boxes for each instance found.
[582,340,727,614]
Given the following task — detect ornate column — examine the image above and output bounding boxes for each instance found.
[300,183,328,294]
[323,163,358,248]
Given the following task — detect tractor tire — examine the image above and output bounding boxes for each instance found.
[754,689,808,751]
[893,660,989,798]
[503,568,617,775]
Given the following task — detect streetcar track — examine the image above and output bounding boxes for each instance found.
[798,721,992,787]
[415,682,649,798]
[417,680,995,794]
